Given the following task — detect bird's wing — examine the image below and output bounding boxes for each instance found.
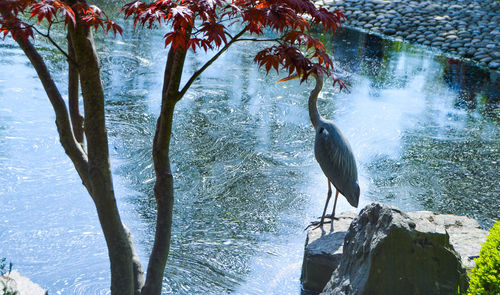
[314,122,358,195]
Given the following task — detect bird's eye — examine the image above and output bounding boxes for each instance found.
[319,127,325,134]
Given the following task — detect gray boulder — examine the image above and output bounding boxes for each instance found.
[301,211,357,293]
[301,204,488,294]
[406,211,487,271]
[321,203,468,295]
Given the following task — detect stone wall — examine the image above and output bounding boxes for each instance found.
[315,0,500,71]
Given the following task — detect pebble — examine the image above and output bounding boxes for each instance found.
[480,57,493,63]
[474,53,490,60]
[384,28,397,35]
[317,0,500,71]
[489,61,500,69]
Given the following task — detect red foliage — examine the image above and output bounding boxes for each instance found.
[123,0,345,87]
[0,0,32,41]
[30,0,75,26]
[0,0,346,87]
[0,0,122,42]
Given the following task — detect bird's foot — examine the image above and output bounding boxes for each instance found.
[305,219,332,231]
[323,214,339,221]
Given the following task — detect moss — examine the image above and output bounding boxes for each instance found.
[467,221,500,295]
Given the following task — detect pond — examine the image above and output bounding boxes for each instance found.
[0,11,498,295]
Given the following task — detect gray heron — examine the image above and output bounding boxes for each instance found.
[278,72,360,229]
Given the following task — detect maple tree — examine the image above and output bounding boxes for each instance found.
[0,0,344,294]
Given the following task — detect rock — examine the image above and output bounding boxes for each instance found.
[321,204,469,295]
[458,48,467,55]
[431,41,444,47]
[0,271,47,295]
[405,211,488,271]
[300,203,489,294]
[301,211,357,294]
[444,24,454,31]
[425,34,435,41]
[474,53,490,60]
[480,56,493,63]
[457,31,471,38]
[313,0,500,68]
[489,60,500,69]
[416,37,426,43]
[476,47,491,53]
[383,28,396,35]
[464,48,476,57]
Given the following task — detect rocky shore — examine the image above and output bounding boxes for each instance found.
[315,0,500,71]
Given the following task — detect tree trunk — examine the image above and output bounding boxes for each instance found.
[124,225,145,295]
[141,44,188,295]
[68,21,136,295]
[67,32,84,146]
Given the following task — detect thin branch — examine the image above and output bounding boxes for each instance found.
[32,25,77,66]
[178,28,246,99]
[218,15,240,25]
[235,38,280,42]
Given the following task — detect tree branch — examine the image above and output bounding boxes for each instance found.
[177,28,246,100]
[235,38,279,42]
[142,39,191,295]
[32,25,77,66]
[68,19,136,295]
[67,32,85,146]
[14,34,90,188]
[123,225,144,295]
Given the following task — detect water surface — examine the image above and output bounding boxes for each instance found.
[0,18,498,295]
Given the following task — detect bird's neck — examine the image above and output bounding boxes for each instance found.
[309,75,323,128]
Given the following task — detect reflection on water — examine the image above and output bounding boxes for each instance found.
[329,30,499,228]
[0,22,498,295]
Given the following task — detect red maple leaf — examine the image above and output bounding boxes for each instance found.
[199,21,226,48]
[118,0,346,89]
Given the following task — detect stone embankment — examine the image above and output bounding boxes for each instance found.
[315,0,500,71]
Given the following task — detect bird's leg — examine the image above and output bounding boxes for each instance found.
[329,189,339,231]
[306,179,332,230]
[320,181,333,224]
[324,189,340,221]
[331,189,339,220]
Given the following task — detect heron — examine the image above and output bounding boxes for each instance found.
[278,72,360,229]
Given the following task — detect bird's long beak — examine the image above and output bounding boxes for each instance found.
[276,73,301,83]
